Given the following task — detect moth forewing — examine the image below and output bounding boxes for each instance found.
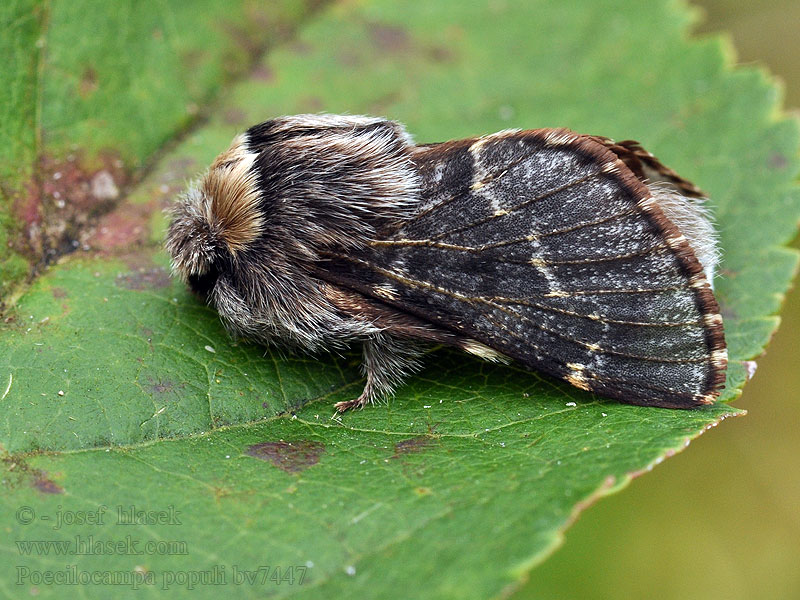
[165,114,727,412]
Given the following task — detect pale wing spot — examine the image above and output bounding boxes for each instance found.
[373,284,399,300]
[469,131,524,212]
[462,340,511,363]
[711,348,728,366]
[471,180,487,191]
[565,365,591,391]
[689,273,710,289]
[543,129,580,147]
[530,256,560,295]
[600,159,624,174]
[468,136,491,154]
[665,233,687,249]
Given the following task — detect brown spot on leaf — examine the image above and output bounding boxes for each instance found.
[1,454,65,494]
[93,200,153,250]
[148,378,174,394]
[246,440,325,473]
[427,45,454,62]
[116,267,171,290]
[368,22,411,53]
[392,436,435,457]
[51,287,67,299]
[79,67,98,98]
[251,64,274,82]
[16,151,128,272]
[212,485,232,502]
[33,474,64,494]
[769,152,788,169]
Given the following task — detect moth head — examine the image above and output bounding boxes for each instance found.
[165,134,264,297]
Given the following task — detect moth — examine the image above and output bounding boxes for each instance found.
[166,114,727,412]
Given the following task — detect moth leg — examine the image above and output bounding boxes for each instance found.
[334,333,423,412]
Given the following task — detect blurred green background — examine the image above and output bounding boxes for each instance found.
[520,1,800,598]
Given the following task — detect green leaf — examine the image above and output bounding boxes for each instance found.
[0,0,40,295]
[0,0,317,298]
[1,1,798,599]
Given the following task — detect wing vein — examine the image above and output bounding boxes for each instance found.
[397,139,540,231]
[500,244,670,266]
[324,254,709,363]
[485,296,702,327]
[482,314,698,399]
[388,207,639,246]
[368,239,670,266]
[428,170,602,241]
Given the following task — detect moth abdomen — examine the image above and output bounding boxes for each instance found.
[165,114,727,412]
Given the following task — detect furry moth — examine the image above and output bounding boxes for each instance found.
[165,114,727,412]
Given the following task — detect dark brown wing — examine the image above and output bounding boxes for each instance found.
[315,128,727,408]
